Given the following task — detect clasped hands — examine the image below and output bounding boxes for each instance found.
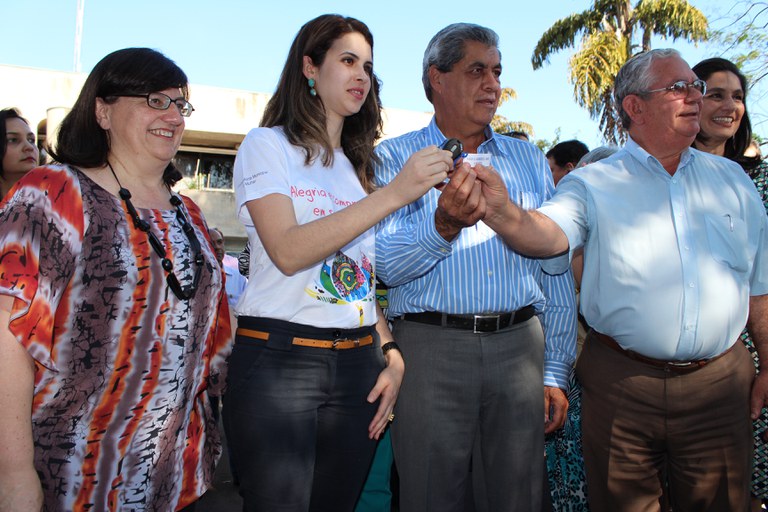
[435,161,509,242]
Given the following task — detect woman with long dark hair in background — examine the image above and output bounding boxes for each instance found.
[0,108,39,198]
[693,56,768,512]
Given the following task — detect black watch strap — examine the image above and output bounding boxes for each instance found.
[381,341,401,355]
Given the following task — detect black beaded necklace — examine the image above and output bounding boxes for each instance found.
[108,162,203,300]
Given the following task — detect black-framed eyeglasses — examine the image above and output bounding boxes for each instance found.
[118,92,195,117]
[639,79,707,98]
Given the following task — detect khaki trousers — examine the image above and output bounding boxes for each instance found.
[577,331,754,512]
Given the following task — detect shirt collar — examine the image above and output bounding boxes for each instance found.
[625,136,695,176]
[426,116,504,155]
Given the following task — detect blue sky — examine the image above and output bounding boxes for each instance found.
[3,0,739,149]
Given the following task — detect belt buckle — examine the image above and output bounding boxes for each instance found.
[667,360,697,368]
[473,315,500,334]
[331,338,359,350]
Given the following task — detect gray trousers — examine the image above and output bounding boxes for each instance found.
[391,316,545,512]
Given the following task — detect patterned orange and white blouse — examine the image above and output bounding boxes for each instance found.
[0,165,232,511]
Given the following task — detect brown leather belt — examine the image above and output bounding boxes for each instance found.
[593,331,733,374]
[237,328,373,350]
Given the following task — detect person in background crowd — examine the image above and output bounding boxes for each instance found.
[576,146,620,169]
[0,47,231,511]
[375,23,576,512]
[470,48,768,512]
[693,56,768,512]
[505,130,531,142]
[225,14,450,511]
[209,226,248,309]
[0,108,39,198]
[546,139,589,185]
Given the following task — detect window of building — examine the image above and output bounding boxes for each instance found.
[173,151,235,190]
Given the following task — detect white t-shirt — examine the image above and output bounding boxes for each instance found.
[233,126,377,328]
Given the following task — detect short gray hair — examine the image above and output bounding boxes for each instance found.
[614,48,681,130]
[422,23,499,103]
[576,145,619,167]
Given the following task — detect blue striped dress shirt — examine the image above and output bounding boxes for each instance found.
[374,118,577,388]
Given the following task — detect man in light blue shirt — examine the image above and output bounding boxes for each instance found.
[375,23,576,512]
[208,227,247,308]
[474,49,768,511]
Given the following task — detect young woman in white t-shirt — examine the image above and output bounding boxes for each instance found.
[225,14,453,511]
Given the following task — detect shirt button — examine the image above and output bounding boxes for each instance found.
[688,282,695,288]
[684,246,690,251]
[487,270,493,277]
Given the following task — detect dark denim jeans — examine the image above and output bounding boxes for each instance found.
[223,317,383,512]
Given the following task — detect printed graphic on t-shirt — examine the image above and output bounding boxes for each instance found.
[305,250,375,326]
[290,184,354,218]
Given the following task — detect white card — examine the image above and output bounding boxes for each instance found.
[463,153,491,167]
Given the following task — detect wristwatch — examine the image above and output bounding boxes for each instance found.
[381,341,401,356]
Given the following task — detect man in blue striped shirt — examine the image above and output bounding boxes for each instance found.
[375,23,577,512]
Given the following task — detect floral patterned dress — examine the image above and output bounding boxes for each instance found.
[0,165,232,511]
[545,368,589,511]
[743,159,768,499]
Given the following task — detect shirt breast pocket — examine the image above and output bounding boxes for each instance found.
[704,213,750,272]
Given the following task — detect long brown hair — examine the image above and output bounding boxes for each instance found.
[260,14,382,192]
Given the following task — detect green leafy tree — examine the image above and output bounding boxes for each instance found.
[491,88,535,137]
[532,0,708,143]
[534,128,562,153]
[711,1,768,86]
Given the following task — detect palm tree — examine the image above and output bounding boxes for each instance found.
[491,88,535,136]
[532,0,708,143]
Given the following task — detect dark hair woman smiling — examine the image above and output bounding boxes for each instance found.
[693,56,768,512]
[0,48,231,511]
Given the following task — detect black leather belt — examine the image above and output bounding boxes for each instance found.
[401,306,535,333]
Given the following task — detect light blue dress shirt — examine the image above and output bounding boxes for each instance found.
[539,137,768,360]
[375,118,577,388]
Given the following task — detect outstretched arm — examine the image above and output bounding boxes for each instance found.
[248,146,451,276]
[474,164,569,257]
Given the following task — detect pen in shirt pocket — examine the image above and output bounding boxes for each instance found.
[724,214,733,232]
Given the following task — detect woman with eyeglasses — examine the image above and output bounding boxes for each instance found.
[692,57,768,512]
[0,47,231,511]
[0,108,39,199]
[224,14,451,511]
